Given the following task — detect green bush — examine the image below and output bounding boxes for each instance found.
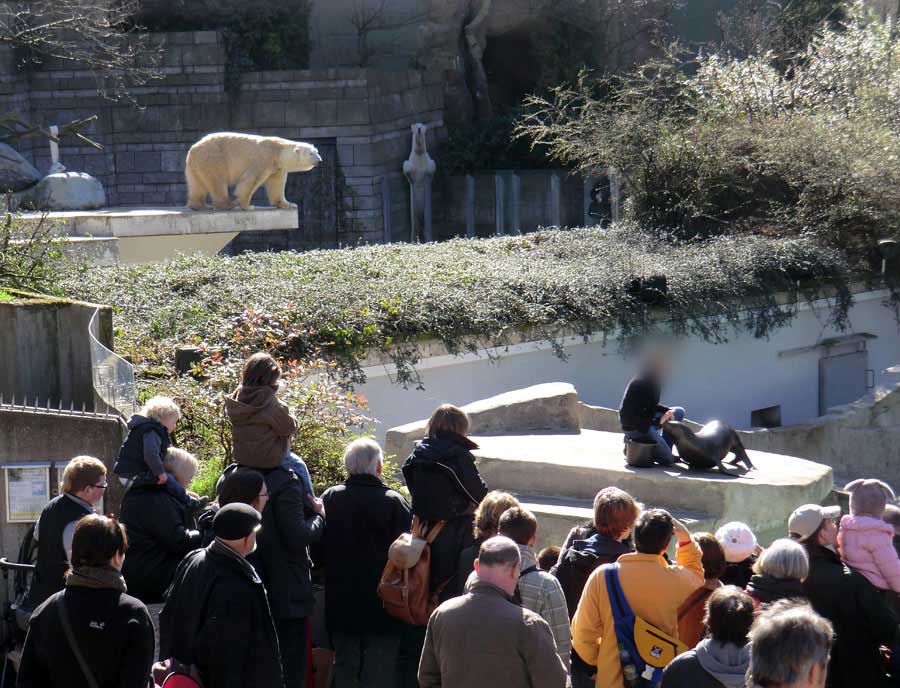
[517,4,900,269]
[59,225,854,392]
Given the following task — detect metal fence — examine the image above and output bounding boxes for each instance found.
[382,168,624,243]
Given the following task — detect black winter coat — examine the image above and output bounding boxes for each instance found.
[120,484,202,603]
[745,574,806,606]
[319,473,411,634]
[253,464,325,619]
[160,544,283,688]
[402,433,489,522]
[803,542,899,688]
[720,557,756,589]
[19,584,154,688]
[619,374,669,433]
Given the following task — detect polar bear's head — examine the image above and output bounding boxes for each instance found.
[282,142,322,173]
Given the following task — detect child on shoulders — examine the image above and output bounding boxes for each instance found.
[838,479,900,595]
[225,352,315,499]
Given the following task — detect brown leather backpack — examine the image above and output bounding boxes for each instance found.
[378,516,446,626]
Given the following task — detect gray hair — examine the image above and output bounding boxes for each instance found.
[343,438,383,476]
[754,538,809,581]
[477,536,520,569]
[164,447,198,487]
[749,600,833,687]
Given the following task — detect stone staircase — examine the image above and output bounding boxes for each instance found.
[386,383,834,548]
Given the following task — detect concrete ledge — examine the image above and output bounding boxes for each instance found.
[473,430,833,539]
[22,206,298,237]
[384,383,580,460]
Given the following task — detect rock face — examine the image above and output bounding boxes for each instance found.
[17,171,106,211]
[385,382,580,460]
[0,143,41,193]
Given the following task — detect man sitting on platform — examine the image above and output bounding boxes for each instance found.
[619,350,684,466]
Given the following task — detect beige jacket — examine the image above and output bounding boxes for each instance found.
[419,580,568,688]
[225,384,298,469]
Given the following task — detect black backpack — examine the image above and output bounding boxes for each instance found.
[552,549,606,619]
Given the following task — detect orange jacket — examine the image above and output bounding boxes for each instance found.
[571,540,704,688]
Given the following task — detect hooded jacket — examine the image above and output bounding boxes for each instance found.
[402,433,489,522]
[837,514,900,592]
[745,573,806,607]
[660,639,750,688]
[225,384,298,469]
[114,414,170,478]
[553,529,634,619]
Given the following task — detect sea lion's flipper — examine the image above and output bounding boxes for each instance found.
[716,461,740,477]
[728,434,755,470]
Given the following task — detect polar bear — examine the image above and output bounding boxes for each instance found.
[185,132,322,211]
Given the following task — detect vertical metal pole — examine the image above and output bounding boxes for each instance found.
[550,172,561,227]
[381,177,391,243]
[511,173,521,234]
[423,176,433,243]
[494,174,505,236]
[583,177,593,227]
[609,167,621,222]
[466,174,475,239]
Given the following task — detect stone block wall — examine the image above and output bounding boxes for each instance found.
[0,31,445,244]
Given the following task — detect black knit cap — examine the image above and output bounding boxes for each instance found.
[213,503,262,540]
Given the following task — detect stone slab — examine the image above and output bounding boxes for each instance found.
[20,206,298,238]
[517,494,716,551]
[384,383,580,460]
[472,429,833,538]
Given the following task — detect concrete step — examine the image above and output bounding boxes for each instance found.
[516,494,718,550]
[473,430,833,541]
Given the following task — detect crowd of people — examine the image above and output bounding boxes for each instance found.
[14,350,900,688]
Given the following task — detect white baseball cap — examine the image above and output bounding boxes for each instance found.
[788,504,841,542]
[715,522,757,563]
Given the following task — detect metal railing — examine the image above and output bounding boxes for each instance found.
[89,308,136,418]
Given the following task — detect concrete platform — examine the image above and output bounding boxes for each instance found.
[20,206,298,264]
[472,430,833,548]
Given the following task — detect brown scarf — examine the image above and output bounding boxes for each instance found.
[65,566,128,593]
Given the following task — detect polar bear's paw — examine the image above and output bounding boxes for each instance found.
[274,200,298,209]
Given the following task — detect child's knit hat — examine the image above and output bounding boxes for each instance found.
[715,521,757,563]
[845,479,896,518]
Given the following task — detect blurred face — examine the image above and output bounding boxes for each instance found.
[252,484,270,513]
[78,476,108,507]
[162,415,178,434]
[816,518,838,547]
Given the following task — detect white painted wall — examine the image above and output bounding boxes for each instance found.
[359,290,900,441]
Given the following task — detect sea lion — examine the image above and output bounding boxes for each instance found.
[663,420,755,477]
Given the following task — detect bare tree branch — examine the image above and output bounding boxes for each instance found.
[0,0,162,103]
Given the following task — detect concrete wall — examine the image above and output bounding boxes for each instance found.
[0,297,113,411]
[359,289,900,449]
[0,405,125,583]
[0,31,445,245]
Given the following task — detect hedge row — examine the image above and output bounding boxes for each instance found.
[60,225,855,387]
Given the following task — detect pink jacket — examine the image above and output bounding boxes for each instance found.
[838,514,900,592]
